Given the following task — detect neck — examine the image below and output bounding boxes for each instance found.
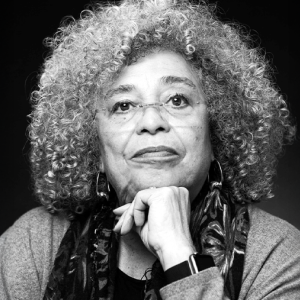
[118,231,157,280]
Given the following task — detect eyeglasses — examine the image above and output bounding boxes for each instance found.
[96,95,202,123]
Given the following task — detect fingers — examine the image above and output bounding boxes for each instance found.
[113,203,131,216]
[113,209,127,233]
[113,187,186,235]
[113,204,132,233]
[134,208,146,227]
[133,191,150,226]
[119,189,154,233]
[112,191,151,235]
[120,201,135,235]
[113,201,137,235]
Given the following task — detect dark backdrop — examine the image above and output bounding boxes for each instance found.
[2,0,298,235]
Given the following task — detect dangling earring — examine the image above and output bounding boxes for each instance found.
[96,172,111,201]
[190,159,231,276]
[190,159,227,246]
[208,159,223,193]
[204,159,228,217]
[191,159,224,211]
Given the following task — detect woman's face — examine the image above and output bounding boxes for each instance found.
[96,50,212,204]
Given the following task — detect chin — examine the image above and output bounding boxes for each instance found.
[132,172,197,193]
[110,167,206,204]
[134,172,183,187]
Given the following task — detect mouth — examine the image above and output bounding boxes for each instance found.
[131,146,179,163]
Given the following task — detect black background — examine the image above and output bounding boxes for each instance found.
[2,0,298,235]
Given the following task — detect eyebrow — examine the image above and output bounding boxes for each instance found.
[104,84,135,100]
[104,75,197,100]
[160,76,197,90]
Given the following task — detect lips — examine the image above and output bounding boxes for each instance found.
[132,146,178,159]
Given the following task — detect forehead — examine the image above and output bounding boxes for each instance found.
[109,50,200,90]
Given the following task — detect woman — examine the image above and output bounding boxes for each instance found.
[1,0,299,299]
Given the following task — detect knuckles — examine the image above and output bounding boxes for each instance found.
[135,186,190,206]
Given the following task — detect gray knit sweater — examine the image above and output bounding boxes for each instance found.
[0,205,300,300]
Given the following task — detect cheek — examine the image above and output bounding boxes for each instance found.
[97,121,118,168]
[183,112,210,147]
[97,121,130,175]
[184,115,212,170]
[190,132,211,164]
[99,139,125,189]
[98,117,119,152]
[99,134,120,164]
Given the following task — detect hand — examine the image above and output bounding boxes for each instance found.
[113,186,195,270]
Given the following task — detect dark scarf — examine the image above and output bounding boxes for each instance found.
[44,184,249,300]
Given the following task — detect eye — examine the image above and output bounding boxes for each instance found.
[112,101,135,113]
[168,93,189,107]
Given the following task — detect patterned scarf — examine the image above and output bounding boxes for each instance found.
[44,183,249,300]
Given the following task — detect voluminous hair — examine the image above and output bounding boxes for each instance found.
[28,0,295,216]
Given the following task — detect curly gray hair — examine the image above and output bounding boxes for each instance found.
[28,0,295,217]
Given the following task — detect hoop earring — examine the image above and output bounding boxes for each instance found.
[96,172,111,201]
[75,205,85,214]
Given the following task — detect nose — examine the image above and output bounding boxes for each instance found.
[136,106,171,135]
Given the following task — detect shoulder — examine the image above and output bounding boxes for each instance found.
[2,206,65,229]
[0,206,70,264]
[247,204,300,251]
[240,205,300,298]
[0,207,70,299]
[0,206,69,254]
